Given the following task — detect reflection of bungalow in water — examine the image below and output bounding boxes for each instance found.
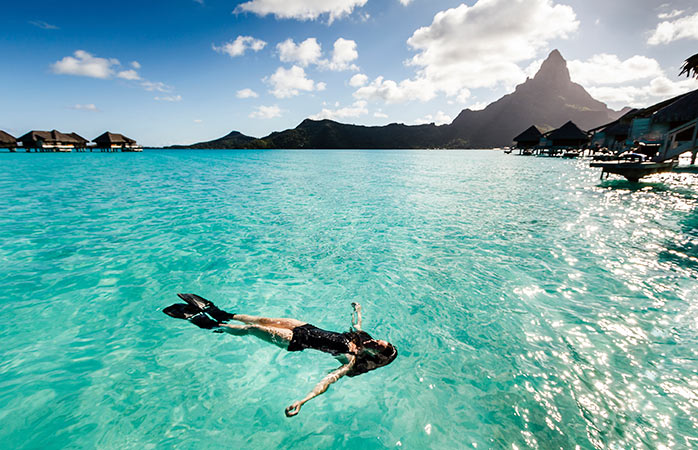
[17,130,88,152]
[93,132,142,152]
[0,130,17,151]
[513,126,543,155]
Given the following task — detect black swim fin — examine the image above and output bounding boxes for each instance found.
[176,293,236,323]
[163,303,220,330]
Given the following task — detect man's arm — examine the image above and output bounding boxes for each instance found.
[351,302,362,330]
[285,356,355,417]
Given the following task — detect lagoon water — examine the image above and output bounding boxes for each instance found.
[1,150,698,449]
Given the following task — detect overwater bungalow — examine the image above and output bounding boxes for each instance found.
[17,130,84,152]
[534,121,589,157]
[70,133,90,151]
[0,130,17,151]
[545,121,590,148]
[513,126,543,155]
[93,132,142,152]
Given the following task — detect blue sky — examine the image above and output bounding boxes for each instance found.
[1,0,697,146]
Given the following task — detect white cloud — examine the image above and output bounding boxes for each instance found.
[194,119,203,123]
[154,95,182,102]
[349,73,369,87]
[51,50,120,79]
[322,38,359,71]
[399,0,412,5]
[213,36,267,57]
[588,77,698,108]
[413,111,452,126]
[236,88,259,98]
[354,0,579,104]
[131,61,141,69]
[250,105,282,119]
[69,104,99,112]
[648,11,698,45]
[310,100,368,120]
[29,20,58,30]
[141,81,172,92]
[567,54,663,85]
[277,38,322,67]
[117,69,141,80]
[466,101,488,111]
[354,76,437,103]
[374,111,388,118]
[236,0,367,23]
[657,9,684,20]
[266,65,324,98]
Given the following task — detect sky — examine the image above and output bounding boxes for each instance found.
[1,0,698,146]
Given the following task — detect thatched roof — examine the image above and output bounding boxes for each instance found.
[70,133,89,145]
[18,130,82,144]
[513,125,543,143]
[652,88,698,124]
[546,121,589,142]
[93,132,136,145]
[680,53,698,79]
[0,130,16,146]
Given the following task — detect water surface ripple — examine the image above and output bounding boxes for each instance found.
[1,150,697,449]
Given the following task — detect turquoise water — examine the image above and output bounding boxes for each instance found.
[1,150,697,449]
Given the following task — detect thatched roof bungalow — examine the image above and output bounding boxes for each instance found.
[17,130,84,151]
[513,126,543,149]
[0,130,17,150]
[544,121,590,148]
[93,132,139,150]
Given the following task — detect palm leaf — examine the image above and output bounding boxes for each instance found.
[679,53,698,78]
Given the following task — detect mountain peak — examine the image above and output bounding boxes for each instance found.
[533,49,571,85]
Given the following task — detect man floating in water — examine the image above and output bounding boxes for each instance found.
[164,294,397,417]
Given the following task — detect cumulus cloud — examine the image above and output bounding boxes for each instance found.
[213,36,267,57]
[236,88,259,98]
[658,9,684,20]
[236,0,368,23]
[117,69,141,80]
[321,38,359,71]
[51,50,119,79]
[374,111,388,119]
[310,100,369,120]
[648,11,698,45]
[349,73,369,87]
[413,111,452,126]
[563,52,698,108]
[354,0,579,103]
[250,105,282,119]
[277,38,322,67]
[154,95,182,102]
[587,77,698,108]
[51,51,176,98]
[354,76,437,103]
[266,65,325,98]
[69,104,99,112]
[567,54,663,85]
[399,0,412,5]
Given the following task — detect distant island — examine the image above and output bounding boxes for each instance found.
[168,50,627,150]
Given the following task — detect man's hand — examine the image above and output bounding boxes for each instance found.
[285,401,302,417]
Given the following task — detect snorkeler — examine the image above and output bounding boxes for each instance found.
[163,294,397,417]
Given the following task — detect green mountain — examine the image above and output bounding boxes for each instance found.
[170,50,623,149]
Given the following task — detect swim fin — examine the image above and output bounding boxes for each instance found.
[163,303,220,330]
[176,293,236,323]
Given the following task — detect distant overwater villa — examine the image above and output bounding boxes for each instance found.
[0,130,142,152]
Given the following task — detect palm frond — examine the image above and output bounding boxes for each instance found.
[679,53,698,78]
